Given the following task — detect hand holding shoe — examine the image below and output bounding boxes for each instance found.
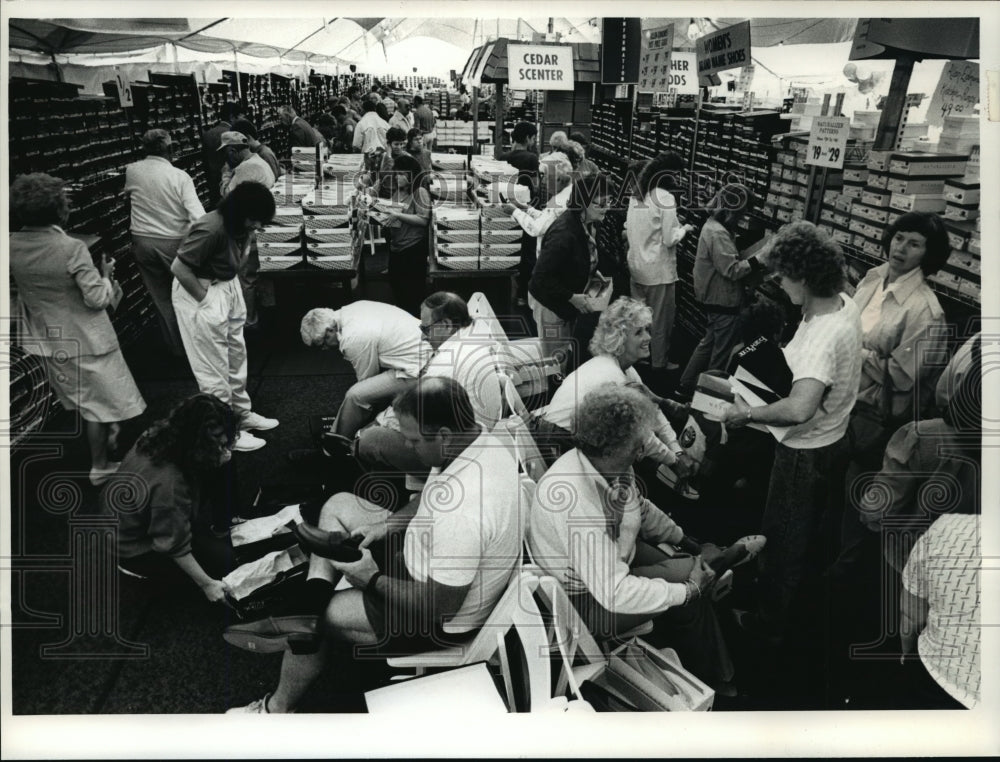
[350,521,388,549]
[329,547,379,589]
[201,579,230,604]
[292,522,363,562]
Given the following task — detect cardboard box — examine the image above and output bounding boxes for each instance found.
[943,179,980,205]
[889,192,947,213]
[866,171,890,190]
[944,202,979,222]
[576,273,613,312]
[888,152,967,177]
[867,151,892,172]
[968,235,980,256]
[886,176,946,195]
[691,373,735,421]
[842,183,864,200]
[835,195,855,214]
[861,238,885,257]
[852,202,890,225]
[862,188,893,208]
[843,165,869,183]
[945,221,976,251]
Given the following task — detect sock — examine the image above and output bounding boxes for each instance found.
[302,578,337,615]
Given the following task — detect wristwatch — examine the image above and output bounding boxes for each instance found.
[745,407,753,424]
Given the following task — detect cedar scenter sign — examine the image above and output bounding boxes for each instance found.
[507,44,575,90]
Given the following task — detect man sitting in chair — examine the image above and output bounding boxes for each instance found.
[226,377,521,713]
[294,301,429,461]
[528,384,760,693]
[355,292,504,475]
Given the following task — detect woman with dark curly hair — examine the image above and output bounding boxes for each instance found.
[722,221,862,644]
[171,181,278,453]
[106,393,238,602]
[9,173,146,485]
[624,151,694,374]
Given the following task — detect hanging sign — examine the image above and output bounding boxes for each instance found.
[601,18,642,84]
[926,61,979,127]
[507,44,574,91]
[113,69,133,107]
[638,23,674,92]
[695,21,751,78]
[806,116,850,169]
[667,52,700,95]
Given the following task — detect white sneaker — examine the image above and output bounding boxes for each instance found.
[242,412,279,431]
[226,693,271,714]
[233,430,266,452]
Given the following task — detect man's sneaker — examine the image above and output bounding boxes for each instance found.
[233,430,266,452]
[226,693,273,714]
[242,412,279,431]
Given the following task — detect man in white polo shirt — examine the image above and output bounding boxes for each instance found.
[226,377,521,713]
[124,129,205,357]
[298,301,429,448]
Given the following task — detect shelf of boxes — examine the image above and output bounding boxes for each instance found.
[435,120,494,150]
[302,181,362,272]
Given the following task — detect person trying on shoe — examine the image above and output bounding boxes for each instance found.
[295,301,429,460]
[227,377,521,713]
[528,384,747,689]
[107,394,239,602]
[170,182,279,452]
[355,292,504,475]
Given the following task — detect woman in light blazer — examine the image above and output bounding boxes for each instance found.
[10,173,146,485]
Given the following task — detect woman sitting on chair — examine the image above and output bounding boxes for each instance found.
[529,384,759,691]
[534,296,695,480]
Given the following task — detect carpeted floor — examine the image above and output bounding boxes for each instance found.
[8,261,939,715]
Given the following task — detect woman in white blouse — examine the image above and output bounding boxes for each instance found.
[624,152,694,374]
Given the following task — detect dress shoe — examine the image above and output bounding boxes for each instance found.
[291,522,363,562]
[223,615,318,654]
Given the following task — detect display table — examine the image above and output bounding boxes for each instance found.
[427,256,516,315]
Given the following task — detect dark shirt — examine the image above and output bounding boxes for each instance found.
[501,148,540,196]
[529,211,596,320]
[289,117,323,148]
[414,105,436,134]
[177,210,249,281]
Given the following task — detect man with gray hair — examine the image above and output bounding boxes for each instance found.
[278,105,323,149]
[219,131,275,197]
[296,301,428,456]
[124,128,205,357]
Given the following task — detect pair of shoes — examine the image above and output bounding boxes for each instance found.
[730,535,766,568]
[226,692,288,714]
[223,615,318,654]
[233,430,266,452]
[89,462,121,486]
[242,411,279,431]
[292,522,363,562]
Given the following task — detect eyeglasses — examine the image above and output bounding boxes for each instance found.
[419,319,442,337]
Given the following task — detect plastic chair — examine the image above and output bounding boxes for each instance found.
[386,569,553,711]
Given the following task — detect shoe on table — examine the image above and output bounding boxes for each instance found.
[233,430,266,452]
[224,615,318,654]
[90,462,121,486]
[242,411,279,431]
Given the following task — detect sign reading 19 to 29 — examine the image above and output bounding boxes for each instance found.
[507,44,575,91]
[806,116,850,169]
[695,21,751,78]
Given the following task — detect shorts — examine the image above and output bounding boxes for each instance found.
[359,530,477,656]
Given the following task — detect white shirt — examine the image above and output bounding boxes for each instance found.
[542,355,682,464]
[528,447,686,615]
[353,111,390,154]
[336,300,427,380]
[389,110,414,133]
[125,156,204,239]
[375,320,504,431]
[221,153,276,196]
[625,188,687,286]
[780,293,863,449]
[903,514,980,708]
[511,183,573,242]
[404,431,521,632]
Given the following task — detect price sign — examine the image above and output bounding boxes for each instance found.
[114,69,133,107]
[806,116,850,169]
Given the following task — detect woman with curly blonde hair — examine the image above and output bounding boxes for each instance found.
[535,296,693,476]
[722,221,862,644]
[9,173,146,485]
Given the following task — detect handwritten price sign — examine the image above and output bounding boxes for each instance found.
[806,116,850,169]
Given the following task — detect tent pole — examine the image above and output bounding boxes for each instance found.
[472,86,479,154]
[234,50,242,99]
[873,55,916,151]
[171,43,180,74]
[494,81,505,158]
[50,52,64,82]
